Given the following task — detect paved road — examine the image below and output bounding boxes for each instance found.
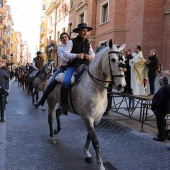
[0,79,170,170]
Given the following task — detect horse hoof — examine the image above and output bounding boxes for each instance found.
[42,106,45,110]
[85,157,93,164]
[50,137,56,144]
[54,129,60,135]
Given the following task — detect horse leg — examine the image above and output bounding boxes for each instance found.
[23,82,25,91]
[48,114,54,138]
[32,90,36,104]
[54,108,62,135]
[48,104,57,144]
[84,133,93,163]
[35,90,39,103]
[86,122,105,170]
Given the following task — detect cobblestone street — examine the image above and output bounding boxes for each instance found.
[0,79,170,170]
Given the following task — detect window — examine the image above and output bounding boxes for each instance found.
[68,23,72,37]
[101,2,108,23]
[0,13,2,23]
[0,0,3,6]
[70,0,73,9]
[100,41,107,47]
[0,29,2,40]
[57,31,60,41]
[58,9,61,19]
[50,16,52,26]
[42,3,46,10]
[80,13,84,23]
[62,28,65,33]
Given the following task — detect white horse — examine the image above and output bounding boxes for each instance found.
[47,40,126,170]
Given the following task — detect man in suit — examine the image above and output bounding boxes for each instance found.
[151,76,169,142]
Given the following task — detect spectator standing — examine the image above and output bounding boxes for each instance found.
[123,49,133,93]
[0,66,10,98]
[163,70,169,86]
[123,49,135,111]
[151,76,169,142]
[147,49,159,96]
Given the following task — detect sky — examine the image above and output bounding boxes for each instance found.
[7,0,42,61]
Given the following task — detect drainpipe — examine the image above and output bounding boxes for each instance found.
[94,0,97,47]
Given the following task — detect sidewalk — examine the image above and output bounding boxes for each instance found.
[108,74,170,145]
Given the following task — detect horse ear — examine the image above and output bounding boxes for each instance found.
[109,39,113,49]
[118,43,126,51]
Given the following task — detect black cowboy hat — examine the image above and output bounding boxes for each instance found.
[37,51,41,55]
[73,23,93,33]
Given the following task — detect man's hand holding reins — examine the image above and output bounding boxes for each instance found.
[84,54,93,61]
[76,53,84,59]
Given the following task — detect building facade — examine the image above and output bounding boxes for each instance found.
[0,0,8,66]
[41,0,170,70]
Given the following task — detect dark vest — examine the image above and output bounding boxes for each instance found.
[34,57,44,69]
[68,36,90,67]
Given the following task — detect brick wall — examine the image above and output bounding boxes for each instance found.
[64,0,170,70]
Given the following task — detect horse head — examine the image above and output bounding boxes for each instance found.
[106,39,126,90]
[45,61,55,79]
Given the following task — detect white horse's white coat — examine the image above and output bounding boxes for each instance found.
[47,43,126,170]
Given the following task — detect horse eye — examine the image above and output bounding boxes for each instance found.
[111,58,116,62]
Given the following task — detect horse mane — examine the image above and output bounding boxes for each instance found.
[39,64,47,74]
[91,47,109,64]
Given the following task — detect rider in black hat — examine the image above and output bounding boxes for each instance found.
[29,51,44,78]
[34,23,95,114]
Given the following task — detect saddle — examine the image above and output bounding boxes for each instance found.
[55,64,87,85]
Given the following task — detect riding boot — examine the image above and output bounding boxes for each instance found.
[34,79,57,106]
[60,86,68,115]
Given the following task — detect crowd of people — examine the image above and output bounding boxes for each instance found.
[122,45,170,147]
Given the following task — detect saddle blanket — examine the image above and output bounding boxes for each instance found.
[55,64,87,84]
[55,72,76,84]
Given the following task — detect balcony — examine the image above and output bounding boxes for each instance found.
[2,55,7,60]
[40,28,45,36]
[3,39,8,49]
[0,6,4,14]
[0,39,3,45]
[3,25,8,38]
[3,9,7,19]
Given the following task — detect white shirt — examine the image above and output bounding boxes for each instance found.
[57,39,95,66]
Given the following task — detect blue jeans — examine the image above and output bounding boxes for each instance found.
[46,66,66,93]
[63,67,77,88]
[149,74,157,95]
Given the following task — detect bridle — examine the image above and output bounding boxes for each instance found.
[88,50,125,89]
[46,64,54,79]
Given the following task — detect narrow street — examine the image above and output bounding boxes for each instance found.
[0,79,170,170]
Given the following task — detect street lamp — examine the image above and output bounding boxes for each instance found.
[10,53,13,72]
[47,43,55,62]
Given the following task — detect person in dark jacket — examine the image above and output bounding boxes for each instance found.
[151,76,169,142]
[122,49,133,93]
[0,66,10,98]
[147,49,159,96]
